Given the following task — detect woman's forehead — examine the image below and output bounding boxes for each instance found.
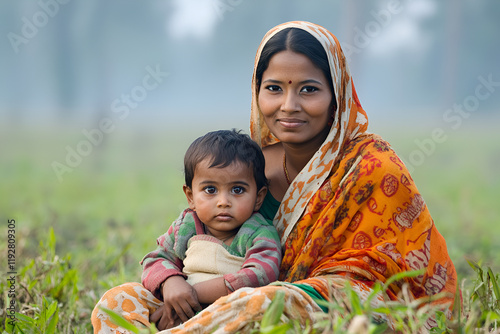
[261,50,329,83]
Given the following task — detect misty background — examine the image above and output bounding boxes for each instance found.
[1,0,500,281]
[1,0,499,131]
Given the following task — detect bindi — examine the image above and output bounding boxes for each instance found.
[288,80,292,84]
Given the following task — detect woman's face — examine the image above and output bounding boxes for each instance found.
[258,50,334,146]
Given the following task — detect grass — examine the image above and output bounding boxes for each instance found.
[2,230,499,333]
[1,120,499,332]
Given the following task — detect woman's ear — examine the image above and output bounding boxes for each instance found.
[183,185,196,210]
[253,186,268,211]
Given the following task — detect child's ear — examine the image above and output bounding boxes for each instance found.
[183,185,196,210]
[253,186,268,211]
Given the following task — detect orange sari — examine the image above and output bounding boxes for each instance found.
[281,133,457,307]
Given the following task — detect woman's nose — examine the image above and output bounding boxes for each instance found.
[281,91,300,113]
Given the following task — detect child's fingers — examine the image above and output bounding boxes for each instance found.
[172,300,195,322]
[150,304,175,330]
[150,305,163,323]
[189,296,203,313]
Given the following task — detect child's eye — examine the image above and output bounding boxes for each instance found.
[204,186,217,194]
[301,86,319,93]
[265,85,281,92]
[231,186,245,195]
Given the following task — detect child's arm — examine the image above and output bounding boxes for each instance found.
[141,226,186,299]
[140,210,194,299]
[141,210,202,329]
[192,277,227,304]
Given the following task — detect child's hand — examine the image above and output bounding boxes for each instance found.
[151,276,202,330]
[150,304,179,330]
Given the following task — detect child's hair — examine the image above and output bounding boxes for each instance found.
[184,129,268,191]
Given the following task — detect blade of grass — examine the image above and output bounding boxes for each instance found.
[260,290,285,328]
[383,269,426,291]
[467,259,483,280]
[454,281,462,333]
[487,267,500,302]
[99,307,140,334]
[47,307,59,334]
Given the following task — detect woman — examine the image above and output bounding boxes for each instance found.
[92,21,458,333]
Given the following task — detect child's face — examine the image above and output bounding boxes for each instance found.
[183,159,267,240]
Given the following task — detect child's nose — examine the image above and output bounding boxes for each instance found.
[217,193,231,207]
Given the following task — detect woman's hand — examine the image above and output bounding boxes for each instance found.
[150,276,202,330]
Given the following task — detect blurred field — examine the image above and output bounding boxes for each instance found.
[376,118,500,278]
[1,118,499,296]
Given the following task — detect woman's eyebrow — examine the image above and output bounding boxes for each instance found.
[262,79,324,85]
[261,79,282,84]
[298,79,324,85]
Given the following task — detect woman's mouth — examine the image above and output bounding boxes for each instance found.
[277,118,306,128]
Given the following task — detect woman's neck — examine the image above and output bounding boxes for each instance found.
[282,144,315,178]
[282,128,329,179]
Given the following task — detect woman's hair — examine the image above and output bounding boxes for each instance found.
[184,129,268,190]
[255,28,334,96]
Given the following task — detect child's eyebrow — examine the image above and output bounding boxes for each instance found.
[232,181,250,186]
[198,180,251,186]
[199,180,217,184]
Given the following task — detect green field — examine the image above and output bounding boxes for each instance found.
[1,120,499,332]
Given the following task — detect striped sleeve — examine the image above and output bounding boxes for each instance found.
[223,214,282,291]
[140,209,196,299]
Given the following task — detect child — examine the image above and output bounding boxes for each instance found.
[141,129,282,330]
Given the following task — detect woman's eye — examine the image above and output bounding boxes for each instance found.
[204,186,217,194]
[266,85,281,92]
[301,86,318,93]
[232,186,245,195]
